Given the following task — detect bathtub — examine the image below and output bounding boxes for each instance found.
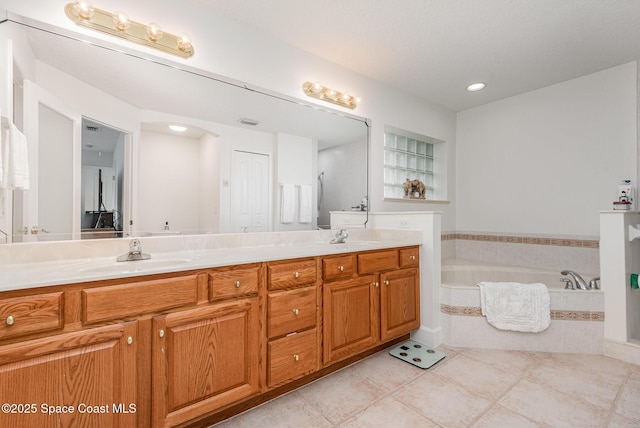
[440,259,604,354]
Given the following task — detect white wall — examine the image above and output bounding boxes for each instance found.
[456,63,638,237]
[318,139,368,226]
[138,131,202,232]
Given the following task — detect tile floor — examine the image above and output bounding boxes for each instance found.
[212,345,640,427]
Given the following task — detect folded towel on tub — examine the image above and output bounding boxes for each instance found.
[478,281,550,333]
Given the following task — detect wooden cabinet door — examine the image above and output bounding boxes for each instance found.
[152,298,260,427]
[0,322,138,428]
[323,275,379,365]
[380,268,420,341]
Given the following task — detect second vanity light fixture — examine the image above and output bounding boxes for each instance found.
[302,81,360,110]
[65,1,194,58]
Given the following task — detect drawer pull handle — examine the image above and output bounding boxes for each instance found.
[127,336,133,345]
[6,315,15,326]
[338,265,344,272]
[159,329,165,338]
[293,354,300,362]
[410,255,416,260]
[384,280,390,285]
[294,272,299,278]
[293,309,299,315]
[235,280,241,288]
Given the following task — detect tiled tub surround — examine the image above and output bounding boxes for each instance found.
[441,260,604,354]
[441,231,600,275]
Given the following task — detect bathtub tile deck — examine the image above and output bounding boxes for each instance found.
[212,345,640,427]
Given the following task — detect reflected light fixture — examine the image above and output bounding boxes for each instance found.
[65,2,194,58]
[302,81,360,109]
[466,82,486,92]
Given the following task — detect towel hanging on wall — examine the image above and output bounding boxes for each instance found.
[478,281,550,333]
[299,185,312,224]
[0,115,30,190]
[280,184,295,224]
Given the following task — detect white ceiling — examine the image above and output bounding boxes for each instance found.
[190,0,640,111]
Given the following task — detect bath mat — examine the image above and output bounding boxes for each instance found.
[389,340,446,369]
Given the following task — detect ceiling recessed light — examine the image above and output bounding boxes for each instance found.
[169,125,187,132]
[238,117,260,126]
[466,82,486,92]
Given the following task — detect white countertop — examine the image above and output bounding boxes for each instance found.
[0,229,422,292]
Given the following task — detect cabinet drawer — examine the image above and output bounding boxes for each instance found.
[399,247,420,267]
[268,287,316,338]
[322,254,356,281]
[209,266,259,301]
[358,250,399,274]
[0,292,64,339]
[268,328,318,387]
[82,275,199,324]
[268,259,317,290]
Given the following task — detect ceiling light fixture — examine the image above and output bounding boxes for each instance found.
[169,125,187,132]
[65,2,194,58]
[466,82,486,92]
[302,81,360,109]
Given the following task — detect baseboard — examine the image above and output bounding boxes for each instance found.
[604,339,640,365]
[411,325,442,348]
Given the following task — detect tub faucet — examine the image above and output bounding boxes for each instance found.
[330,229,349,244]
[589,276,600,290]
[117,239,151,262]
[561,270,588,290]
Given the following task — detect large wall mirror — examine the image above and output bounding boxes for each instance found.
[0,14,369,244]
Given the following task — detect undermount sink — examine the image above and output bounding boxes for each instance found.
[75,257,194,274]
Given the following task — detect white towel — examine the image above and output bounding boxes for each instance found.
[478,281,550,333]
[299,184,313,224]
[280,184,295,224]
[0,120,30,190]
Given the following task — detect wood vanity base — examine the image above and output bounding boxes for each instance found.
[0,246,420,428]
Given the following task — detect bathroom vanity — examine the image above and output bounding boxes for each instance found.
[0,236,420,427]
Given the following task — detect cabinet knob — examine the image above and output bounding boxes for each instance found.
[293,354,300,362]
[338,265,344,272]
[374,282,379,287]
[294,272,299,278]
[235,280,241,288]
[159,329,165,338]
[384,280,390,285]
[5,315,15,326]
[127,336,133,345]
[293,309,299,315]
[410,255,416,260]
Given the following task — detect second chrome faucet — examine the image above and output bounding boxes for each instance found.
[561,270,599,290]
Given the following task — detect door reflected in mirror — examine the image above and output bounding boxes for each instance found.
[0,16,369,244]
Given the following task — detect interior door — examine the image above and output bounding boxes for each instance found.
[21,80,82,239]
[231,150,269,232]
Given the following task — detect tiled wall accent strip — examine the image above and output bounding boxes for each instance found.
[441,232,599,249]
[440,304,604,322]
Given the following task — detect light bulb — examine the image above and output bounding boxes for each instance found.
[466,82,486,92]
[112,11,130,31]
[147,23,163,41]
[73,1,94,19]
[177,33,192,52]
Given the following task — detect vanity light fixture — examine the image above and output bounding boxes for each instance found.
[466,82,486,92]
[168,125,187,132]
[302,81,360,109]
[65,2,194,58]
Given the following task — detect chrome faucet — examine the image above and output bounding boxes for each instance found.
[117,239,151,262]
[588,276,600,290]
[330,229,349,244]
[561,270,588,290]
